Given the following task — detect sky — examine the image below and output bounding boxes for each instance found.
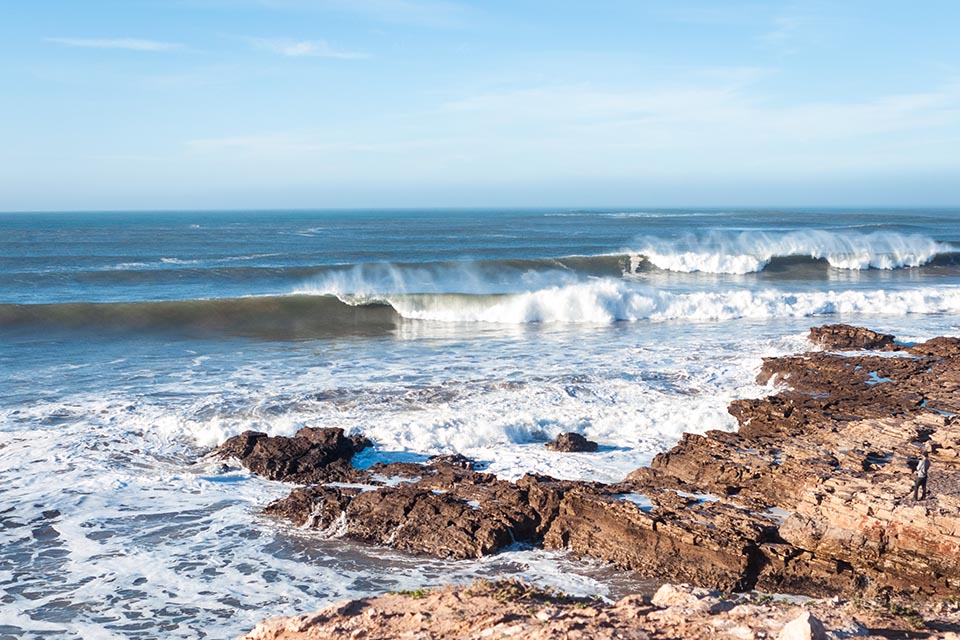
[1,0,959,210]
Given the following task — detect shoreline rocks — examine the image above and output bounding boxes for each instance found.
[238,579,958,640]
[809,323,897,351]
[217,427,370,484]
[219,324,960,600]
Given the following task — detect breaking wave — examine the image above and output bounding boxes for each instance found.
[373,282,960,324]
[6,283,960,337]
[630,230,952,274]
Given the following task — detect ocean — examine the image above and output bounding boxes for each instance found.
[3,207,960,639]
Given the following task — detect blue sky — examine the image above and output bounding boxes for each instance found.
[2,1,959,210]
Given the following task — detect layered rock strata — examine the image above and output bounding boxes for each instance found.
[626,324,960,597]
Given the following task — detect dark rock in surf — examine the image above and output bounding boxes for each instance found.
[264,466,559,559]
[427,452,478,470]
[216,426,368,484]
[545,432,599,452]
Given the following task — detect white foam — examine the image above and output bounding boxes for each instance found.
[373,282,960,325]
[642,250,766,274]
[631,230,950,274]
[1,314,955,638]
[295,262,581,298]
[160,257,203,265]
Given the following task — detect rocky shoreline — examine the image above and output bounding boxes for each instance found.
[239,580,960,640]
[220,324,960,638]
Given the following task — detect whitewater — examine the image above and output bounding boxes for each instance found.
[3,208,960,639]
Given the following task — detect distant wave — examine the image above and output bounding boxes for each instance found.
[291,232,957,297]
[7,232,956,294]
[5,283,960,337]
[3,256,628,289]
[543,211,728,219]
[629,230,952,274]
[0,296,398,339]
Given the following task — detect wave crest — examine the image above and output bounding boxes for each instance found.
[631,230,951,274]
[365,281,960,324]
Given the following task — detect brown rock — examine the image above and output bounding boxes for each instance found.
[545,432,599,452]
[624,325,960,598]
[908,336,960,358]
[240,324,960,602]
[650,583,732,614]
[216,427,367,484]
[264,468,551,559]
[239,580,949,640]
[544,488,781,592]
[426,452,478,469]
[809,324,896,351]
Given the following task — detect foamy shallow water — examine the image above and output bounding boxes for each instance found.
[4,313,959,639]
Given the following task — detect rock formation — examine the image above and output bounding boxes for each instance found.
[623,325,960,597]
[216,427,370,484]
[239,579,958,640]
[545,431,599,452]
[221,324,960,599]
[808,323,897,351]
[264,466,544,559]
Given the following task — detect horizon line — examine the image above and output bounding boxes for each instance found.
[3,204,960,215]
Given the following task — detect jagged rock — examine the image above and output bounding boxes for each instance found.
[545,432,599,452]
[216,427,367,484]
[239,580,947,640]
[543,489,780,592]
[909,336,960,358]
[809,324,896,351]
[244,324,960,601]
[263,485,357,529]
[629,325,960,598]
[264,467,554,559]
[426,452,478,469]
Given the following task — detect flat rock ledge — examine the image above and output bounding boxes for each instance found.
[217,323,960,598]
[238,579,960,640]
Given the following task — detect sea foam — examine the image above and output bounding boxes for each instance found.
[631,230,950,274]
[366,283,960,324]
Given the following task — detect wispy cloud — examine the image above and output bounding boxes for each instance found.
[46,37,184,52]
[251,0,473,28]
[250,37,368,58]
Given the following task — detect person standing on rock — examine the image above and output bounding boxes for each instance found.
[913,450,931,501]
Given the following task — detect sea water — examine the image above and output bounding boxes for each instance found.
[3,208,960,639]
